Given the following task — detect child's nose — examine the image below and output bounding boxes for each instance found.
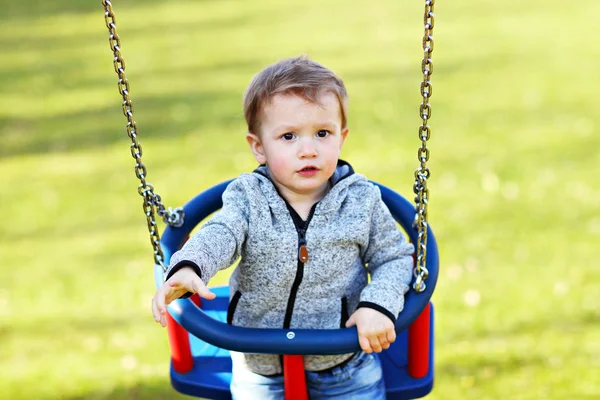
[298,138,318,158]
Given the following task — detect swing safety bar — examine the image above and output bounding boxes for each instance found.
[156,180,438,357]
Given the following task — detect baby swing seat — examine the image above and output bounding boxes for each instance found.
[156,180,439,400]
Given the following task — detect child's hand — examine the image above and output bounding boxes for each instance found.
[151,266,216,327]
[345,308,396,353]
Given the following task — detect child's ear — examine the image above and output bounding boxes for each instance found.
[246,132,267,164]
[339,128,349,150]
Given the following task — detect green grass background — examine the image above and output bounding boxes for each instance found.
[1,0,599,399]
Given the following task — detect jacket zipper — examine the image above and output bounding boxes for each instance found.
[282,203,317,329]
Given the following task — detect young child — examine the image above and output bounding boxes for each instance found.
[152,55,414,399]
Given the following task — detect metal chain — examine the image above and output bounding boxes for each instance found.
[101,0,184,271]
[101,0,433,281]
[412,0,435,293]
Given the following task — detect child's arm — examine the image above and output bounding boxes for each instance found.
[150,178,250,326]
[351,188,415,352]
[359,192,414,317]
[164,178,250,286]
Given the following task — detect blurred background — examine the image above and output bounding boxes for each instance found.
[1,0,598,399]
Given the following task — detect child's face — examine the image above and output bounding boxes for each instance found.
[246,91,348,201]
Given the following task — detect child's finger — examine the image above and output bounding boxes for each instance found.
[199,288,216,300]
[153,287,170,327]
[193,280,216,300]
[359,335,372,354]
[154,285,169,314]
[369,336,382,353]
[151,296,161,323]
[378,333,390,350]
[387,329,396,344]
[168,278,183,289]
[345,314,356,328]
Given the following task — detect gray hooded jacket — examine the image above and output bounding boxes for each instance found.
[166,161,414,375]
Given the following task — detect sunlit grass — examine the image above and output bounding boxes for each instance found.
[0,0,599,399]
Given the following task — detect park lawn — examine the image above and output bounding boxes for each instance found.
[0,0,598,399]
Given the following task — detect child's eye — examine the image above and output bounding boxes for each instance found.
[316,130,330,138]
[282,133,295,141]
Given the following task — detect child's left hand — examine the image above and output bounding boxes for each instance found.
[345,308,396,353]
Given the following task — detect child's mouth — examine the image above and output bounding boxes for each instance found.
[298,166,319,176]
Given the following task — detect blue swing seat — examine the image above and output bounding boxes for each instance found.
[156,180,439,400]
[169,286,435,400]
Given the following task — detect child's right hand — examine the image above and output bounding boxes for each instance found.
[151,266,216,327]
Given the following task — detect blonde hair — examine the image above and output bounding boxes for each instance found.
[243,55,348,134]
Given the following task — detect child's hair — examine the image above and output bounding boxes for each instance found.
[243,55,349,134]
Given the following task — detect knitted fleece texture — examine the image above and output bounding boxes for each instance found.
[166,161,414,375]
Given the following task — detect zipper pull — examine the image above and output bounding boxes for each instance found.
[299,244,309,263]
[298,229,308,263]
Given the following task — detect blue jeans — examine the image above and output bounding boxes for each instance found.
[230,351,386,400]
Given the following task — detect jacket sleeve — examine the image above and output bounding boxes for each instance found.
[165,178,249,285]
[358,188,414,323]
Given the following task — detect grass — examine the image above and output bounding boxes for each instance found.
[1,0,599,399]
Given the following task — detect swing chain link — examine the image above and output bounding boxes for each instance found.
[101,0,184,271]
[412,0,434,293]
